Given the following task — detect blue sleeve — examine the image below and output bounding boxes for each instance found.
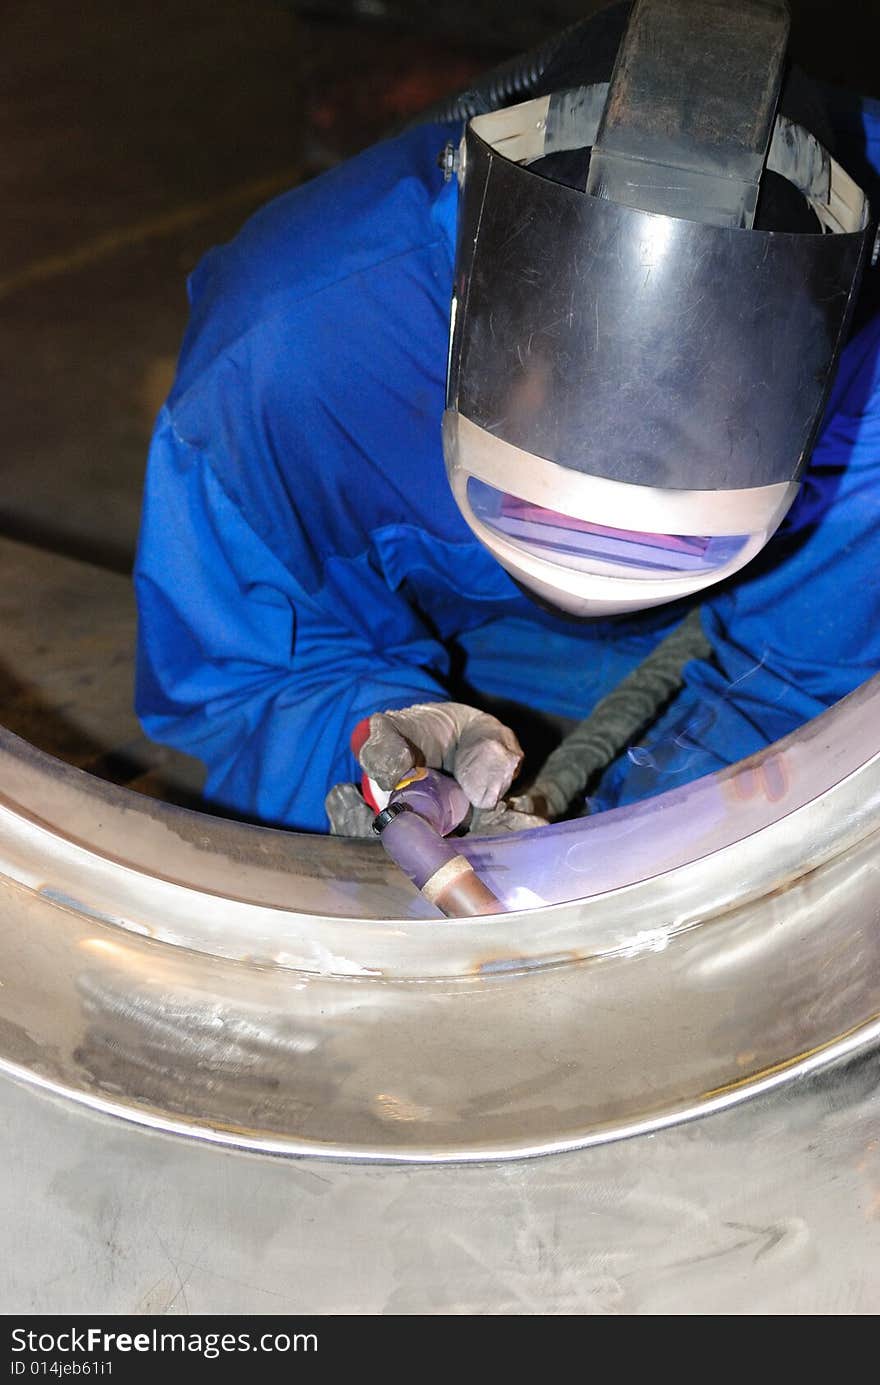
[594,307,880,811]
[135,122,463,831]
[135,412,451,831]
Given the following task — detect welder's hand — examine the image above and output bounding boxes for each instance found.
[324,781,547,838]
[467,802,548,836]
[325,781,375,837]
[356,702,525,810]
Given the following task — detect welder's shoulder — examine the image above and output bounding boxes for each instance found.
[167,122,457,407]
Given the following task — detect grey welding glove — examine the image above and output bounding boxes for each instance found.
[326,701,545,837]
[466,801,548,836]
[325,781,375,837]
[325,779,546,837]
[357,702,522,806]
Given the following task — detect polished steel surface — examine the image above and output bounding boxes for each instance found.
[3,1053,879,1313]
[2,675,880,1160]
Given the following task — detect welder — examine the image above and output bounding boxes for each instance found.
[135,0,880,839]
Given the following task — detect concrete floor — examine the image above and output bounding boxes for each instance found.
[0,1,484,795]
[0,1,311,800]
[1,1,305,569]
[0,536,205,800]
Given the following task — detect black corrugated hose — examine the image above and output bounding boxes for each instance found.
[408,18,586,127]
[512,608,712,821]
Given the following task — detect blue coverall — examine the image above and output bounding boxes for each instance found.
[135,101,880,832]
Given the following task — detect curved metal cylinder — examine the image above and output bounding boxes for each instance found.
[2,674,880,1162]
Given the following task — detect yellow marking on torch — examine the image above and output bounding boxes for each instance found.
[393,767,429,791]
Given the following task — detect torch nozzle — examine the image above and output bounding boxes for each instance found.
[372,771,505,918]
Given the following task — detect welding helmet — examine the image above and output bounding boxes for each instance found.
[443,0,872,616]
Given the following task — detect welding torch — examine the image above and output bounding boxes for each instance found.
[372,768,505,917]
